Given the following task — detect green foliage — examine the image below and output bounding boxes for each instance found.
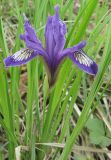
[86,118,111,147]
[0,0,111,160]
[75,155,94,160]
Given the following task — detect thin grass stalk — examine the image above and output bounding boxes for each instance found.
[59,20,111,160]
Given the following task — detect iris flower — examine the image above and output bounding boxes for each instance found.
[4,5,98,86]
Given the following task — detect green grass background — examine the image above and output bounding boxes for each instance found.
[0,0,111,160]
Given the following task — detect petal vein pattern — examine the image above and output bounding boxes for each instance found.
[4,4,98,85]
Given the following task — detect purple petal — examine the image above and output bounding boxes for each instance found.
[4,48,43,67]
[68,49,98,75]
[62,41,87,56]
[20,16,45,53]
[52,5,67,55]
[45,16,55,57]
[45,5,67,57]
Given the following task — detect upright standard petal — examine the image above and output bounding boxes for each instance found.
[52,5,67,55]
[4,16,48,67]
[45,16,55,57]
[45,5,67,58]
[20,16,45,53]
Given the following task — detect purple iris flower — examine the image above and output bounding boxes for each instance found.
[4,5,98,86]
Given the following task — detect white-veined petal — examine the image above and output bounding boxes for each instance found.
[74,50,93,67]
[12,48,34,62]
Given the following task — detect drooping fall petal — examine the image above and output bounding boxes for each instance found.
[4,5,98,85]
[4,48,44,67]
[61,41,98,75]
[68,49,98,75]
